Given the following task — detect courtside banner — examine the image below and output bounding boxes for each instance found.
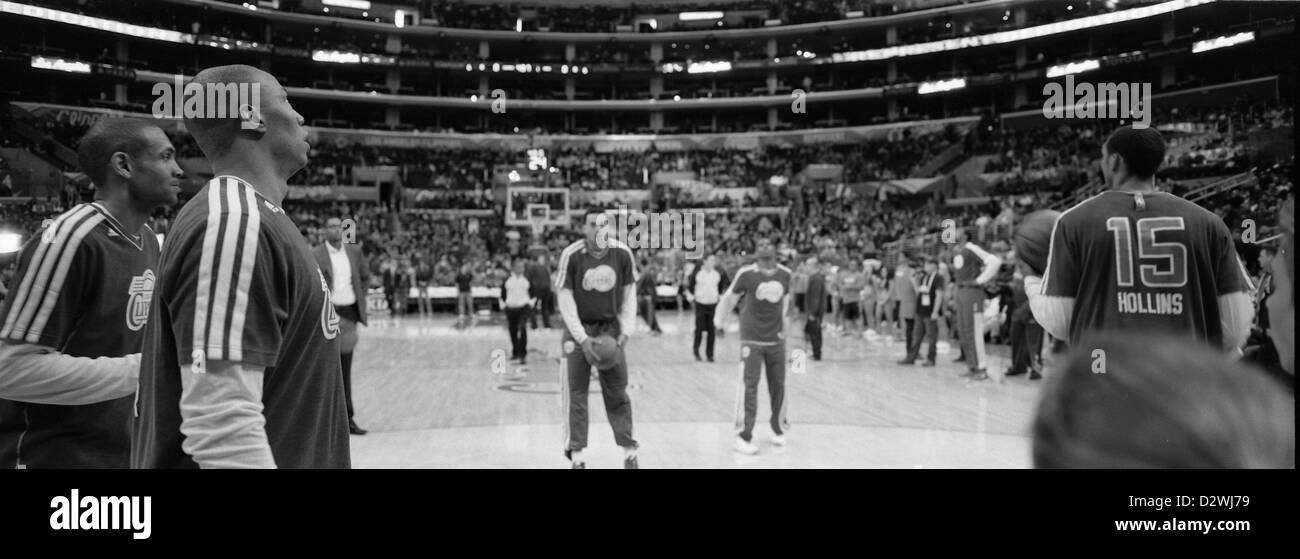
[0,470,1288,548]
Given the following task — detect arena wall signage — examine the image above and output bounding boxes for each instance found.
[11,101,977,152]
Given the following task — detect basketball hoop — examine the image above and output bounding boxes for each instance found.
[526,203,549,242]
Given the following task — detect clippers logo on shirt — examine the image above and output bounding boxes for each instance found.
[125,270,155,331]
[319,269,339,339]
[582,265,617,293]
[952,254,965,270]
[755,280,785,303]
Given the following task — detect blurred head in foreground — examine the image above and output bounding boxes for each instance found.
[1267,197,1294,375]
[1033,333,1294,468]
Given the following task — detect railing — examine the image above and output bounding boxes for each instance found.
[914,140,966,178]
[1184,172,1256,204]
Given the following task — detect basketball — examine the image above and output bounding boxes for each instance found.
[589,335,622,370]
[1014,210,1061,276]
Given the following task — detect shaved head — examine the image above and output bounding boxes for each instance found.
[183,64,277,158]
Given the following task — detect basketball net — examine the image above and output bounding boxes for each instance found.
[527,214,546,245]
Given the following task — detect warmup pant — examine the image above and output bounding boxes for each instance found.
[693,302,717,359]
[529,289,554,329]
[734,342,790,442]
[505,306,529,360]
[907,317,939,362]
[1010,316,1044,374]
[804,317,823,359]
[955,287,987,371]
[561,321,637,458]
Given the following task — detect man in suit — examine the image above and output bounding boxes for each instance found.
[886,258,919,353]
[803,256,827,361]
[314,217,371,435]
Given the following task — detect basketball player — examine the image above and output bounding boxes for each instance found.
[715,241,792,455]
[132,65,350,468]
[1025,126,1254,352]
[949,229,1003,381]
[556,209,639,469]
[0,119,180,468]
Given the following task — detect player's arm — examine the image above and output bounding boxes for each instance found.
[714,270,746,330]
[179,360,276,469]
[966,242,1004,285]
[1025,219,1075,342]
[0,228,140,405]
[0,342,140,405]
[617,249,638,342]
[554,246,590,344]
[172,196,281,468]
[556,289,588,343]
[1215,228,1256,351]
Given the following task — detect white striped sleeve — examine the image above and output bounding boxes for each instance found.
[553,241,581,292]
[182,179,280,367]
[0,205,102,347]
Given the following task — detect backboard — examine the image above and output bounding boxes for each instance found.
[505,187,570,229]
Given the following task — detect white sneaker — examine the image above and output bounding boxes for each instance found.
[771,434,787,446]
[734,437,759,455]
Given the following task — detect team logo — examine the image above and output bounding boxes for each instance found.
[755,280,785,303]
[741,345,751,359]
[563,340,576,355]
[581,265,617,292]
[953,255,965,270]
[125,270,155,331]
[319,269,339,340]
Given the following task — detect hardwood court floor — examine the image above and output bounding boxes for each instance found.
[347,311,1047,468]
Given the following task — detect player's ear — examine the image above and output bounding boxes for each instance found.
[110,151,132,181]
[238,102,267,135]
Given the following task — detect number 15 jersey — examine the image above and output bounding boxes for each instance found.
[1041,190,1253,348]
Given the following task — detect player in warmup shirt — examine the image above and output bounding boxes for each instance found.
[715,241,792,455]
[132,65,349,469]
[556,209,639,469]
[949,229,1003,380]
[0,119,180,468]
[1026,126,1253,351]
